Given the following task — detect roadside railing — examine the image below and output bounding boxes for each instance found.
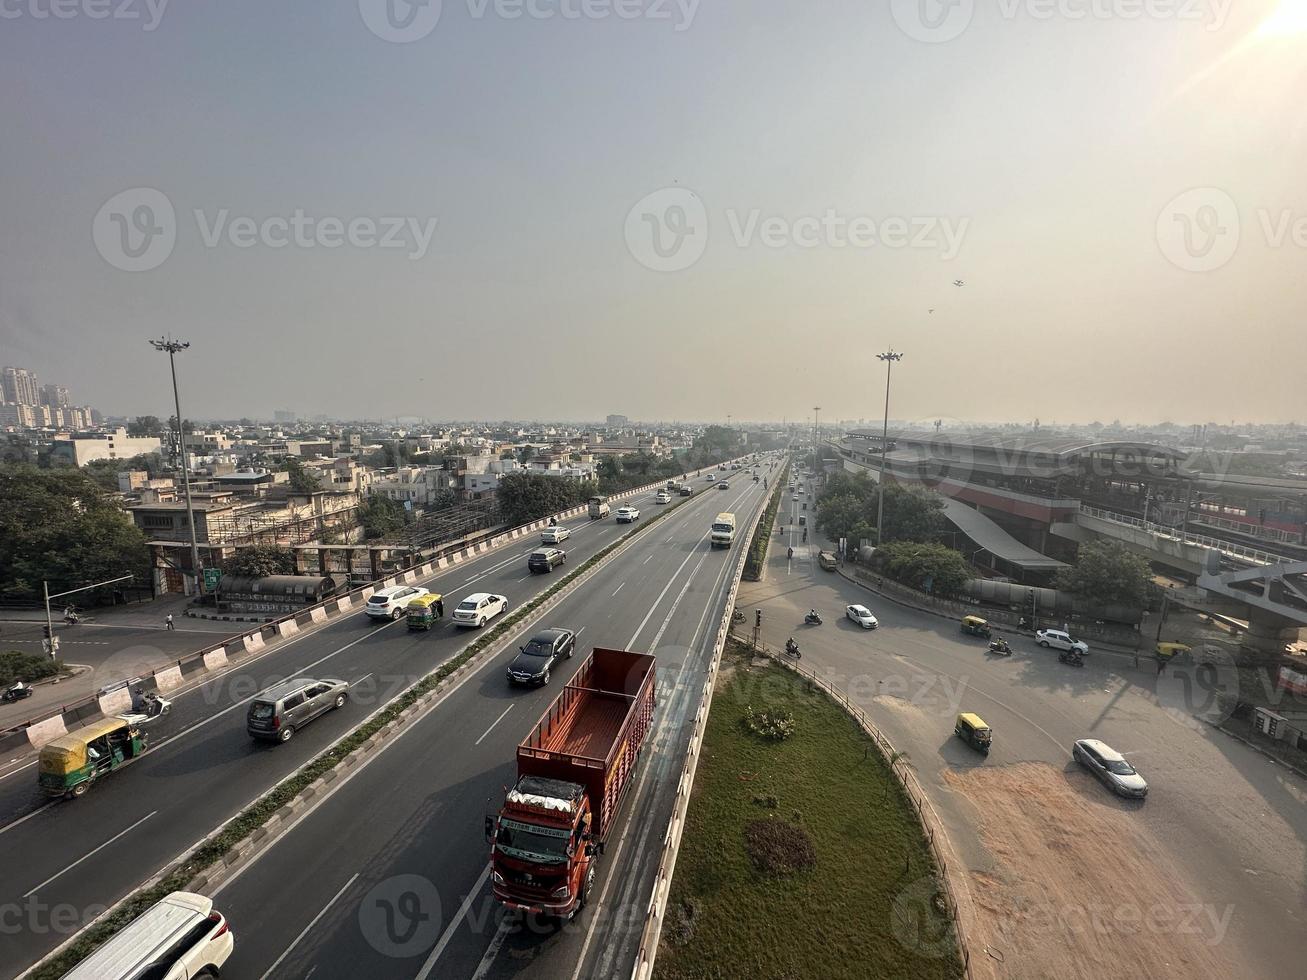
[1079,505,1284,566]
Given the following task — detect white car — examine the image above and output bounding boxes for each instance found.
[655,491,671,504]
[616,506,640,523]
[453,592,508,628]
[1036,629,1089,655]
[366,585,429,620]
[792,494,800,501]
[61,891,233,980]
[846,604,879,629]
[541,525,571,544]
[706,474,716,482]
[1073,739,1148,799]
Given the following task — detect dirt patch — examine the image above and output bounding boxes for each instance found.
[943,763,1239,980]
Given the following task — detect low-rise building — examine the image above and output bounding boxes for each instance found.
[50,427,163,467]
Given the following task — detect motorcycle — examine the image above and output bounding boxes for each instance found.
[787,547,794,560]
[804,611,822,626]
[2,683,33,704]
[802,528,807,542]
[784,639,802,659]
[731,607,746,625]
[1057,650,1085,668]
[988,638,1012,656]
[127,690,172,721]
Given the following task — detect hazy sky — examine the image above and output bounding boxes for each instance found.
[2,0,1304,424]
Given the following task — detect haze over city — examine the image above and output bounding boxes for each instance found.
[2,0,1305,423]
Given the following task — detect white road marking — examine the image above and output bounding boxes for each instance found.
[0,801,56,838]
[470,917,512,980]
[258,872,358,980]
[642,553,654,565]
[414,864,492,980]
[23,810,157,897]
[612,583,625,597]
[474,705,514,746]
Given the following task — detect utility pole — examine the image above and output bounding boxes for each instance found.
[813,406,820,455]
[150,337,204,596]
[875,349,904,546]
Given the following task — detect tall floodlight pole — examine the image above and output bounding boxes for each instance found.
[875,350,904,546]
[813,407,820,453]
[149,337,204,595]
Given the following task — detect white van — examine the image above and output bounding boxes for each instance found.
[710,512,737,548]
[60,891,233,980]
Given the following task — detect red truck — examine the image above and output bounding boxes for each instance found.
[487,647,656,918]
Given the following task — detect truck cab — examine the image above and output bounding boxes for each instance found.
[488,776,596,918]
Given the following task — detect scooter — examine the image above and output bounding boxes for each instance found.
[1057,650,1084,668]
[804,611,822,626]
[125,690,172,722]
[2,683,33,704]
[988,638,1012,656]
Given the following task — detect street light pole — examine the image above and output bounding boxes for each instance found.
[149,337,204,596]
[813,407,820,455]
[875,349,904,546]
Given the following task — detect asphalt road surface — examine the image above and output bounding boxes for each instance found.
[735,487,1306,980]
[0,464,771,978]
[203,474,770,980]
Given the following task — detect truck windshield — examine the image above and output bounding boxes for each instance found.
[497,819,570,863]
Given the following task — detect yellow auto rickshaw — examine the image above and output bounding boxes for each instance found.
[407,593,444,631]
[38,717,146,799]
[954,712,992,754]
[960,615,992,639]
[1155,642,1193,667]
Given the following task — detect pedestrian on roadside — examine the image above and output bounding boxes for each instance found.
[165,613,175,631]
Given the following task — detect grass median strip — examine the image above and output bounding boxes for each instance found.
[27,485,703,980]
[654,639,964,980]
[743,460,789,581]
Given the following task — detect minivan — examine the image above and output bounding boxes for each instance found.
[247,677,349,743]
[59,891,233,980]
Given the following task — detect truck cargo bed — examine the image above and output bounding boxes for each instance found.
[539,694,629,758]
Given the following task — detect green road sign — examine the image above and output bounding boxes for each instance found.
[203,568,222,591]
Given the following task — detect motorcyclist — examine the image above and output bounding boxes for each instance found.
[787,547,794,559]
[785,637,799,655]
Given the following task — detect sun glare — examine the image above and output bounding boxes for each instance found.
[1258,0,1307,37]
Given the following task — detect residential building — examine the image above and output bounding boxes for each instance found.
[2,366,39,406]
[0,403,39,429]
[40,384,69,409]
[50,427,164,467]
[606,414,629,429]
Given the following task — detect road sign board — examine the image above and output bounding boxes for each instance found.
[203,568,222,591]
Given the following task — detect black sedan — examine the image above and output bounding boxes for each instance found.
[506,628,576,686]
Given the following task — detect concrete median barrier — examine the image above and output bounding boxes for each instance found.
[25,714,68,750]
[98,687,133,716]
[154,664,184,692]
[202,648,229,671]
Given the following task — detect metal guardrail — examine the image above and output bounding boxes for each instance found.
[1079,505,1284,566]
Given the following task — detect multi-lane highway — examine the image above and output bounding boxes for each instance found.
[737,482,1307,980]
[202,473,769,979]
[0,463,773,979]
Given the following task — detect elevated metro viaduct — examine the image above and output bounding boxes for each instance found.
[834,431,1307,655]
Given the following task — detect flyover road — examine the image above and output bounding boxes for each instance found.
[735,495,1307,980]
[0,471,760,978]
[203,476,770,980]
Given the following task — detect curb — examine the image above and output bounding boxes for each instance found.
[1212,722,1307,782]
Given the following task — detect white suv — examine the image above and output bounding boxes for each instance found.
[453,592,508,628]
[541,526,571,544]
[62,891,233,980]
[366,585,429,620]
[616,506,640,523]
[1036,629,1089,655]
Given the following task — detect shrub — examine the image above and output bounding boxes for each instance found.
[0,650,65,687]
[743,704,795,741]
[744,817,817,875]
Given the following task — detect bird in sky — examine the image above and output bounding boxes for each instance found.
[953,279,965,287]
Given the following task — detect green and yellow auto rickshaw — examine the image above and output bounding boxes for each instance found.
[1155,641,1193,668]
[960,615,992,639]
[954,712,992,754]
[38,717,146,799]
[407,592,445,631]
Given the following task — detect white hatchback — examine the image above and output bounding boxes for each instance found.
[846,604,879,629]
[366,586,429,620]
[453,592,509,628]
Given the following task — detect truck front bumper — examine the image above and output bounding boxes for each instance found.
[493,885,576,918]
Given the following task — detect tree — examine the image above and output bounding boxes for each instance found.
[814,474,945,547]
[497,473,584,526]
[1057,540,1151,609]
[223,545,295,578]
[870,541,971,597]
[128,415,165,438]
[0,465,150,601]
[357,495,406,540]
[285,457,322,494]
[83,453,164,491]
